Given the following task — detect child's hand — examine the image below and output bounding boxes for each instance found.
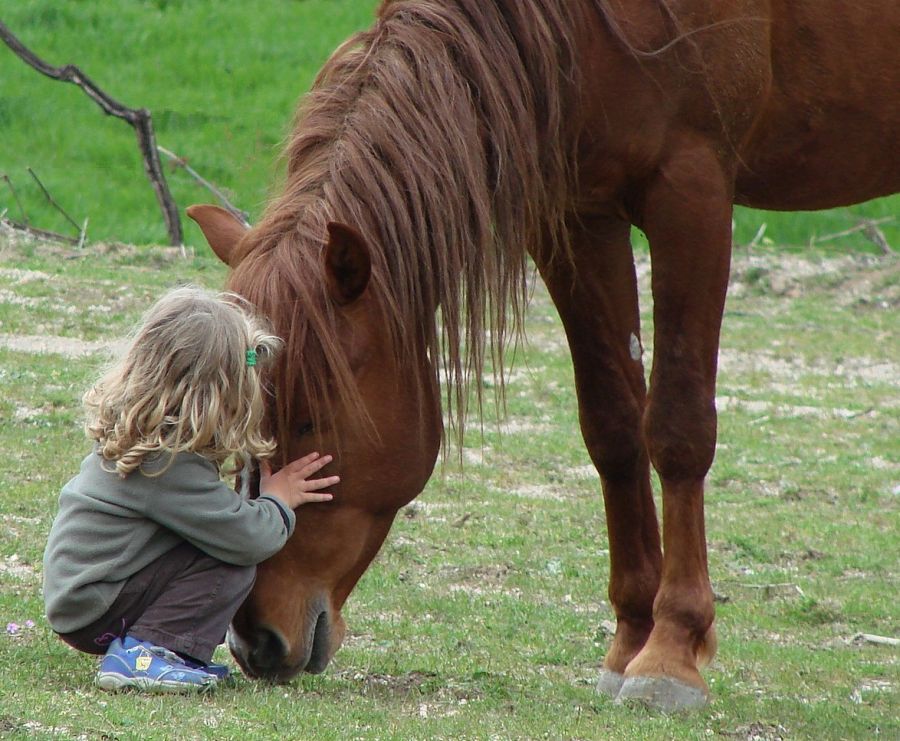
[259,453,339,510]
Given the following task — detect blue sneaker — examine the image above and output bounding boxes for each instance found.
[96,636,217,693]
[182,657,234,684]
[200,662,231,680]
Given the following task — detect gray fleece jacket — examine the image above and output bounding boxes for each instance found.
[43,450,295,634]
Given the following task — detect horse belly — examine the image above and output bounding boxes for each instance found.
[736,119,900,210]
[736,0,900,210]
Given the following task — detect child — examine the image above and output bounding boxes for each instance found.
[42,285,339,693]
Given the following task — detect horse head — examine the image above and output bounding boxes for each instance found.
[182,0,569,685]
[188,204,442,680]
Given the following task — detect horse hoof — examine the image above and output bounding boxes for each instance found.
[615,675,708,712]
[596,669,625,697]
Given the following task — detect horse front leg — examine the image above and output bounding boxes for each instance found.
[536,216,662,697]
[617,136,733,711]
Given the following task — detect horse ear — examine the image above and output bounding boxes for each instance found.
[186,204,247,266]
[324,222,371,306]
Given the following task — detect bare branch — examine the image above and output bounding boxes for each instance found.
[1,173,28,224]
[27,167,82,233]
[0,215,80,245]
[77,217,90,250]
[861,220,892,255]
[0,20,183,245]
[747,222,767,249]
[158,146,250,226]
[852,633,900,647]
[813,216,894,254]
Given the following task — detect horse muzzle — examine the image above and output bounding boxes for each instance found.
[228,596,346,681]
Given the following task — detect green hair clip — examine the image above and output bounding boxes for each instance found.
[246,349,258,367]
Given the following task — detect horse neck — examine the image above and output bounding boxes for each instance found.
[277,0,587,444]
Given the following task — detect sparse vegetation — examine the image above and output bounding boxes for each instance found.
[1,228,897,739]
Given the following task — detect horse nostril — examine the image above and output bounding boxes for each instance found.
[249,626,290,673]
[239,609,334,677]
[305,611,331,674]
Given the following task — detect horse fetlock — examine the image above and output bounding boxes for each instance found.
[653,586,716,642]
[603,616,654,675]
[621,619,713,695]
[695,622,717,669]
[602,621,713,711]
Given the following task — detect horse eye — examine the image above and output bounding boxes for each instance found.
[297,422,314,437]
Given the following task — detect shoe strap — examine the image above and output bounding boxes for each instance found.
[145,644,187,665]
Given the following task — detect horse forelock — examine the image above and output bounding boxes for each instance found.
[240,0,586,452]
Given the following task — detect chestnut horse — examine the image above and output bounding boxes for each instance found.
[189,0,899,710]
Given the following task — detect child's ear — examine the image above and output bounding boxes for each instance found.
[187,204,248,266]
[323,222,371,306]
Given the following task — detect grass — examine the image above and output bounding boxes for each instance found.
[0,2,898,738]
[0,0,378,246]
[0,0,898,251]
[0,230,897,740]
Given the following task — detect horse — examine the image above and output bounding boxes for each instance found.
[188,0,899,711]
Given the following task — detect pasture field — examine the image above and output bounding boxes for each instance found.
[1,1,898,739]
[0,227,897,740]
[0,0,898,251]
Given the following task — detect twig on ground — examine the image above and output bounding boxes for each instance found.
[157,146,250,226]
[812,217,894,254]
[861,220,893,255]
[0,20,183,245]
[0,215,80,245]
[845,407,875,419]
[26,167,82,233]
[77,217,89,250]
[748,222,767,249]
[717,580,806,600]
[852,633,900,647]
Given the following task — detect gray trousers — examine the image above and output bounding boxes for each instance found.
[57,542,256,664]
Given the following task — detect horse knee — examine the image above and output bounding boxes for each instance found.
[643,391,717,482]
[581,399,645,482]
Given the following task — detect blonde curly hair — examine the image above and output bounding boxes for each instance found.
[84,285,282,477]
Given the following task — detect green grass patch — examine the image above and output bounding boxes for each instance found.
[1,232,897,739]
[0,1,897,736]
[0,0,897,252]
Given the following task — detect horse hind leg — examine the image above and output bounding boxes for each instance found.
[536,217,662,697]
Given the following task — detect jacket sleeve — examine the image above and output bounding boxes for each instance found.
[139,454,296,566]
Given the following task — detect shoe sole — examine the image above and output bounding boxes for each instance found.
[96,672,216,693]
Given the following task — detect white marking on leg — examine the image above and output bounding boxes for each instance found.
[629,333,642,362]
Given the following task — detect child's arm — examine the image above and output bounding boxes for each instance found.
[259,453,339,510]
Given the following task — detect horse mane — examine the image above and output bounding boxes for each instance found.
[233,0,588,453]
